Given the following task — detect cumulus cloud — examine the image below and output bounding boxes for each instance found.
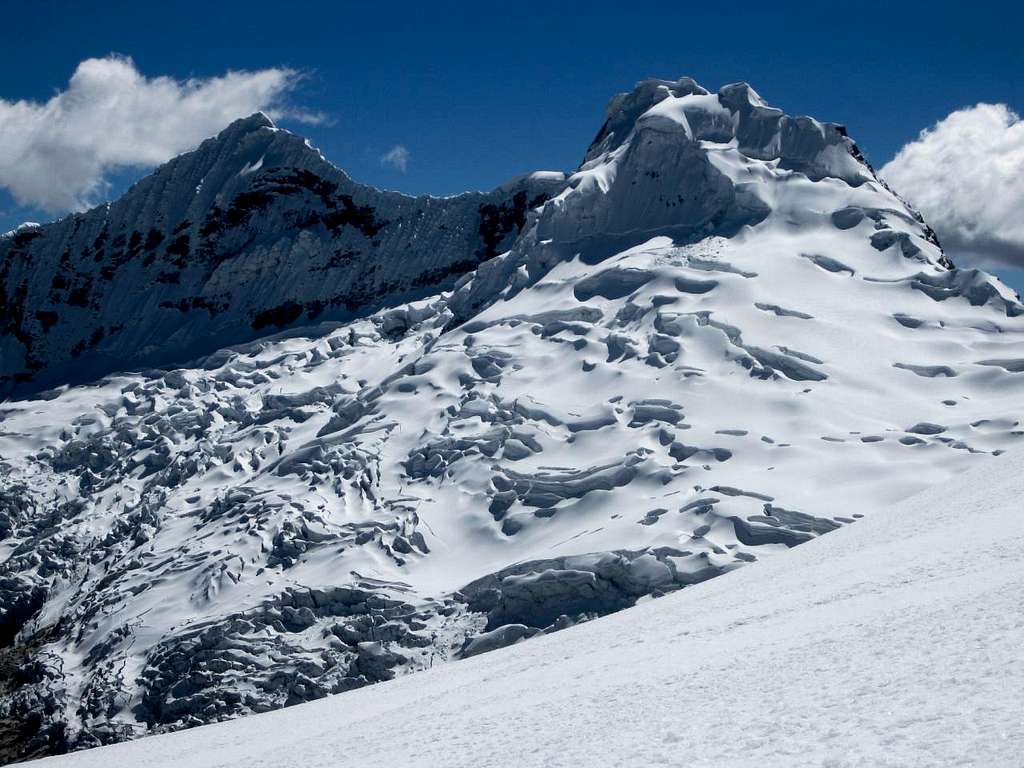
[380,144,410,173]
[0,55,313,212]
[881,103,1024,269]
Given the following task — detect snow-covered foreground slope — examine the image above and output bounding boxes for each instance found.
[29,448,1024,768]
[2,76,1023,760]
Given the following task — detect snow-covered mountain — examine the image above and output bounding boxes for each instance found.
[0,112,564,396]
[27,430,1024,768]
[1,77,1022,762]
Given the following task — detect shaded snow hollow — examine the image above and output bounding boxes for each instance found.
[29,448,1024,767]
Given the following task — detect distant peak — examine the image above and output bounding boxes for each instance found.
[0,221,41,239]
[223,111,277,134]
[202,112,278,152]
[179,111,288,173]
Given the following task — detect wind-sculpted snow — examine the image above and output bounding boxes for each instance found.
[1,77,1024,761]
[30,436,1024,768]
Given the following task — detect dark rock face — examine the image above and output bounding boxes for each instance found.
[0,114,563,396]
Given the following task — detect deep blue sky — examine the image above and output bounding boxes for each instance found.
[3,0,1022,288]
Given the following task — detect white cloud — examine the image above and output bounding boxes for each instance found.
[269,106,333,127]
[380,144,410,173]
[0,55,312,212]
[881,103,1024,269]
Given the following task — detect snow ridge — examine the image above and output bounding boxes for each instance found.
[0,114,563,395]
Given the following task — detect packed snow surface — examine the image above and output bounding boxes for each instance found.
[28,448,1024,767]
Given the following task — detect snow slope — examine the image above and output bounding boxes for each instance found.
[27,445,1024,768]
[2,77,1023,760]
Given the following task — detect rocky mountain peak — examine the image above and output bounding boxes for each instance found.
[226,110,277,133]
[0,112,563,395]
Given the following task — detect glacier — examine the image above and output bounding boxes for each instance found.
[0,77,1022,761]
[25,422,1024,768]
